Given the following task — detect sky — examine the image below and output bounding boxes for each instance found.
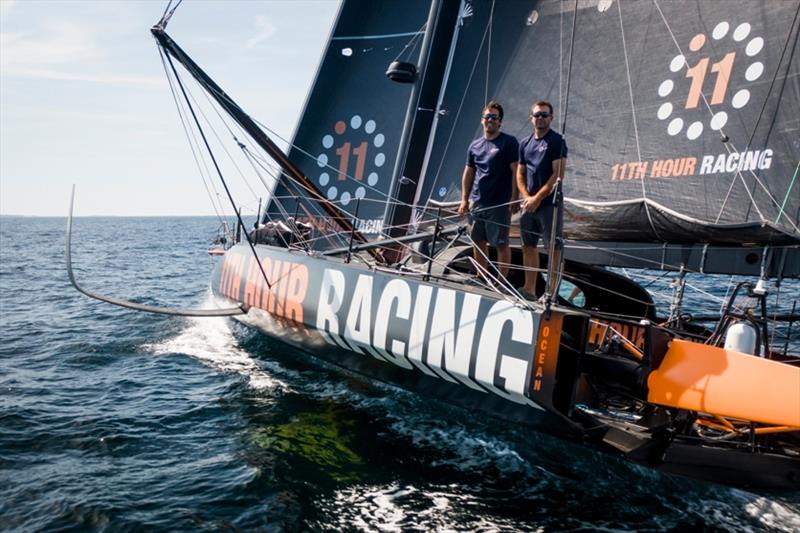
[0,0,341,216]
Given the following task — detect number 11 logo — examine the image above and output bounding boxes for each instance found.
[656,21,765,140]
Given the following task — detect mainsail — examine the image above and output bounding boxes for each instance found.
[414,0,799,275]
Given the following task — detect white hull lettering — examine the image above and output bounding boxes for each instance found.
[311,267,541,403]
[476,300,535,405]
[317,268,353,350]
[373,278,414,370]
[407,285,438,377]
[427,289,485,391]
[345,274,386,361]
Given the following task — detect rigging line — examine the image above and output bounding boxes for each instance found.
[256,203,303,251]
[558,0,578,136]
[728,4,800,226]
[391,22,427,63]
[776,161,800,224]
[640,269,672,289]
[161,47,273,290]
[240,148,316,252]
[742,2,800,220]
[194,71,296,200]
[652,0,793,228]
[160,0,173,21]
[617,0,662,241]
[562,270,660,309]
[240,146,287,191]
[161,48,232,221]
[652,0,767,224]
[158,46,227,221]
[158,0,183,28]
[422,13,494,207]
[182,77,262,201]
[152,56,371,230]
[249,116,419,216]
[559,0,564,121]
[485,0,495,103]
[240,146,283,198]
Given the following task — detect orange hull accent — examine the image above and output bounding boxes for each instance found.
[647,339,800,427]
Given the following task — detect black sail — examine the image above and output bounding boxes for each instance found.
[416,0,799,274]
[266,0,433,238]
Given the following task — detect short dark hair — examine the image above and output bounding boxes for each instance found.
[484,100,504,120]
[532,100,553,114]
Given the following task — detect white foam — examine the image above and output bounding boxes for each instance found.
[327,484,448,531]
[143,293,290,393]
[741,493,800,532]
[387,418,540,479]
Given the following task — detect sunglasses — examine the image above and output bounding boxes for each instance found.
[531,112,552,118]
[481,113,501,120]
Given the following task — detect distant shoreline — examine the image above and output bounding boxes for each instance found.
[0,214,237,218]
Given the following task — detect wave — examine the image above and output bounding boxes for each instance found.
[142,293,290,393]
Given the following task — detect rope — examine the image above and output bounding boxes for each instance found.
[161,46,273,290]
[485,0,495,104]
[617,0,662,240]
[653,0,800,233]
[776,161,800,224]
[559,0,578,136]
[559,1,564,123]
[740,3,800,222]
[157,46,227,222]
[158,0,183,29]
[422,9,495,206]
[391,21,427,64]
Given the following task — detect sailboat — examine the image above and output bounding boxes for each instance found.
[67,0,800,490]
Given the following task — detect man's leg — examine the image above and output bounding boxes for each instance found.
[520,212,542,296]
[496,245,511,278]
[473,240,489,275]
[522,245,539,295]
[539,203,562,300]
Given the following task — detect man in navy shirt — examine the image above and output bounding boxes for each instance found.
[458,101,519,280]
[517,100,567,298]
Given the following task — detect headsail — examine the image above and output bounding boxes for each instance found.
[266,0,434,239]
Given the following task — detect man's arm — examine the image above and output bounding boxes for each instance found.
[509,162,520,213]
[523,157,566,212]
[537,157,567,201]
[458,165,476,215]
[516,162,528,201]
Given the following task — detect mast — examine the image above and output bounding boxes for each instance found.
[150,25,382,262]
[382,0,462,255]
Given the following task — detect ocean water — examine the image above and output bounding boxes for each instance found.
[1,215,798,532]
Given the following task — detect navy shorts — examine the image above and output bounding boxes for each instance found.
[521,202,562,247]
[469,203,510,247]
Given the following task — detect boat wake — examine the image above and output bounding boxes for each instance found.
[320,483,501,532]
[740,492,800,533]
[143,293,290,393]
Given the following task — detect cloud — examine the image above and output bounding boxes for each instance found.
[0,0,16,16]
[244,15,276,49]
[0,66,163,87]
[0,17,159,87]
[0,20,98,69]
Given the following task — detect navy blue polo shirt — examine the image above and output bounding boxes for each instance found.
[518,129,567,198]
[466,132,519,207]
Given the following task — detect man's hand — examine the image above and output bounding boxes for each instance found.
[522,195,541,213]
[458,200,469,216]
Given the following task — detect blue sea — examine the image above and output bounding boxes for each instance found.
[1,215,798,532]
